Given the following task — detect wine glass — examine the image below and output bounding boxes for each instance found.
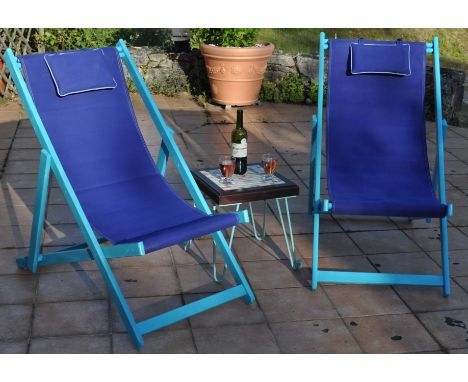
[218,156,235,184]
[262,153,279,182]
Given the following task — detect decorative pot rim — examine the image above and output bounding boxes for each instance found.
[200,41,273,49]
[200,41,274,59]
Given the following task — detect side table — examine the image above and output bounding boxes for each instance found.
[191,163,301,282]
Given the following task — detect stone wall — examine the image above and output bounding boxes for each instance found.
[459,75,468,128]
[426,66,466,126]
[264,52,319,82]
[128,46,467,127]
[128,46,209,96]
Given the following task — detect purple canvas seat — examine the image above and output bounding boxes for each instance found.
[326,39,447,218]
[7,41,255,348]
[20,47,238,252]
[308,33,451,295]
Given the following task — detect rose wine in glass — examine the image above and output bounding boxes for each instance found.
[262,153,279,182]
[219,156,235,184]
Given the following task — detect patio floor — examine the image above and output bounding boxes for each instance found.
[2,93,468,354]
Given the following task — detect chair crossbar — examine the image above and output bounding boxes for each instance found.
[137,285,247,336]
[4,40,256,349]
[317,270,444,286]
[308,33,451,296]
[16,241,145,269]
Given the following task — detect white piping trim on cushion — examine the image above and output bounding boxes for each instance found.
[44,48,118,97]
[350,42,412,76]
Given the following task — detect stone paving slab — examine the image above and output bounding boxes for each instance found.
[110,295,188,332]
[193,324,280,354]
[322,284,411,317]
[113,329,197,354]
[29,335,111,354]
[345,314,440,354]
[271,319,362,353]
[418,309,468,351]
[36,270,107,303]
[32,300,109,338]
[1,94,468,353]
[0,304,32,341]
[184,292,266,328]
[255,286,339,322]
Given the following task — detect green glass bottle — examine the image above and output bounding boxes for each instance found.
[231,109,248,175]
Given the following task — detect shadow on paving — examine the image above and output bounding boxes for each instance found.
[1,94,468,354]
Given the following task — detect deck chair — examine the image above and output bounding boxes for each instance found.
[307,33,453,296]
[4,41,255,348]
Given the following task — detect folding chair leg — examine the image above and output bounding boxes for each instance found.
[211,231,255,304]
[26,149,51,273]
[308,114,318,216]
[311,211,320,290]
[88,240,144,348]
[308,155,316,216]
[440,216,451,296]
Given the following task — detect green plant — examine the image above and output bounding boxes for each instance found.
[280,73,305,103]
[189,28,259,48]
[35,28,120,51]
[118,28,173,48]
[308,81,327,106]
[148,69,188,96]
[35,28,173,51]
[260,79,281,103]
[125,77,137,93]
[308,82,319,102]
[186,65,210,98]
[194,93,208,108]
[260,73,305,103]
[257,28,468,70]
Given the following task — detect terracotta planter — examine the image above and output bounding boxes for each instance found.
[200,42,274,106]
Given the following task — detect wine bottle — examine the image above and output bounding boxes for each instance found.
[231,109,248,175]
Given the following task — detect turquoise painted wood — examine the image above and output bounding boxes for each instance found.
[4,40,256,349]
[17,241,145,269]
[137,285,246,335]
[432,119,447,196]
[27,149,51,272]
[308,34,451,295]
[311,32,327,290]
[4,47,144,347]
[235,209,250,224]
[433,36,451,296]
[308,114,318,215]
[317,271,444,286]
[117,39,255,304]
[156,130,173,175]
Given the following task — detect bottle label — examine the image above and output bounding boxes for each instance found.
[232,138,247,158]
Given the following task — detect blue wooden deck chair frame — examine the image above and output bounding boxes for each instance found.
[307,33,453,296]
[4,40,255,349]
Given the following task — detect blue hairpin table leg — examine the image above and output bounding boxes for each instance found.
[275,197,301,270]
[211,197,300,279]
[248,200,267,241]
[182,203,198,251]
[183,240,192,251]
